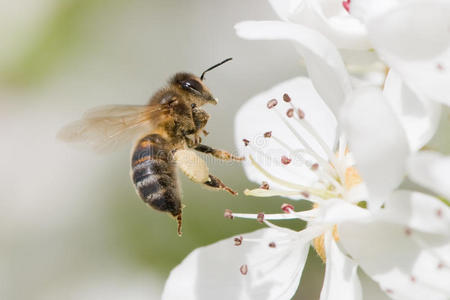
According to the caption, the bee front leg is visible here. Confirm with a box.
[194,144,244,161]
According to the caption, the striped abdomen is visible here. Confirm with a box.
[131,134,181,218]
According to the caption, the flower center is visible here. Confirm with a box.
[345,166,363,190]
[242,93,366,204]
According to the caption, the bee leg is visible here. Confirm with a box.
[174,149,238,195]
[194,144,244,161]
[204,175,237,195]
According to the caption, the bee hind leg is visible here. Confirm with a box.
[204,174,237,196]
[194,144,244,161]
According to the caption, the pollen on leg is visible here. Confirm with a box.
[234,236,243,246]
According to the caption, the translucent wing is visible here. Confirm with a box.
[58,104,166,153]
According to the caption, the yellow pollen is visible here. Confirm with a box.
[345,166,362,190]
[313,225,340,263]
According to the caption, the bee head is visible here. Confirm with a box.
[171,73,218,106]
[170,58,232,107]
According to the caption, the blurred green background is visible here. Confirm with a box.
[1,1,448,299]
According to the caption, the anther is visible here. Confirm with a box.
[281,155,292,165]
[268,242,276,248]
[436,208,443,218]
[385,289,394,294]
[286,108,294,118]
[410,275,416,283]
[240,264,248,275]
[404,227,412,236]
[224,209,234,219]
[260,181,270,190]
[234,236,243,246]
[257,212,265,223]
[436,63,444,71]
[437,262,445,269]
[342,0,351,12]
[297,108,305,119]
[264,131,272,138]
[267,99,278,109]
[300,191,310,198]
[310,163,319,171]
[281,203,294,213]
[283,93,291,102]
[242,139,250,146]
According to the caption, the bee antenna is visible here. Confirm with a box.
[200,57,232,81]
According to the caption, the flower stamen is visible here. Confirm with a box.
[249,155,338,199]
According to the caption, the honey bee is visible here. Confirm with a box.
[58,58,243,236]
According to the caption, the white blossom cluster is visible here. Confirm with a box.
[163,1,450,299]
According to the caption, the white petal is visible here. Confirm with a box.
[271,0,371,50]
[366,1,450,105]
[340,221,450,300]
[407,151,450,199]
[314,199,371,225]
[162,228,312,300]
[383,190,450,236]
[383,70,441,151]
[235,21,351,117]
[358,271,392,300]
[320,232,362,300]
[340,87,410,209]
[234,77,337,193]
[349,0,401,23]
[267,0,293,21]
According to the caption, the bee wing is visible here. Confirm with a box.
[58,104,166,153]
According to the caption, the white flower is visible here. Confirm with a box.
[235,20,441,151]
[162,78,450,300]
[267,0,450,105]
[267,0,378,67]
[407,151,450,201]
[161,4,450,299]
[350,0,450,105]
[268,0,370,50]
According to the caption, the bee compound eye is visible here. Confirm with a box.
[191,103,197,108]
[181,79,203,95]
[182,81,191,89]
